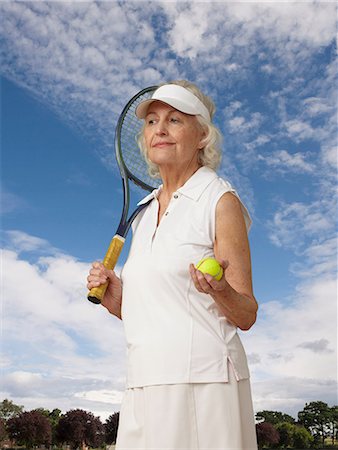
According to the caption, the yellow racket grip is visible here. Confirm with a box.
[87,235,125,304]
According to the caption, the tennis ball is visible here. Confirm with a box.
[195,258,223,281]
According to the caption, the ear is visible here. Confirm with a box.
[198,127,208,150]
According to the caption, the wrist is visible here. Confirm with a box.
[211,283,239,314]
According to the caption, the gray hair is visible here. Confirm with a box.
[137,80,222,179]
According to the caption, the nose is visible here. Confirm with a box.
[154,119,168,136]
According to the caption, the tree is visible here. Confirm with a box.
[105,412,120,444]
[293,425,314,449]
[329,405,338,445]
[7,410,52,449]
[256,410,295,426]
[256,422,279,448]
[298,401,332,446]
[49,408,62,445]
[0,399,24,421]
[34,407,62,444]
[272,422,314,449]
[0,418,7,443]
[56,409,104,449]
[275,422,294,448]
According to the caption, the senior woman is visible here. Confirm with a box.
[87,80,258,449]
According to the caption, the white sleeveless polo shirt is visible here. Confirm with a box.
[120,166,252,389]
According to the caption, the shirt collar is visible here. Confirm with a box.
[137,188,159,205]
[137,166,218,205]
[176,166,218,201]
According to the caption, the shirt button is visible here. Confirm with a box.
[173,194,178,199]
[165,212,169,216]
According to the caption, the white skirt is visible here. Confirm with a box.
[116,362,257,450]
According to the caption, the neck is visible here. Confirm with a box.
[159,163,201,200]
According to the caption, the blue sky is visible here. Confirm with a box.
[1,1,337,420]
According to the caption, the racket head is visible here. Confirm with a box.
[115,86,162,192]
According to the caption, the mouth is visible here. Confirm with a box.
[152,142,175,148]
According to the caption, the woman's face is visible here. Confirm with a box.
[143,101,205,172]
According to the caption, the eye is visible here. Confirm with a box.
[146,118,156,125]
[170,117,180,123]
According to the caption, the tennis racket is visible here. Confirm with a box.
[87,86,161,304]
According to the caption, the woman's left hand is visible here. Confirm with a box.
[189,258,257,330]
[189,260,229,296]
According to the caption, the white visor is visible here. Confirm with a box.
[135,84,211,122]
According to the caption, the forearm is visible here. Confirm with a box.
[211,282,258,330]
[104,301,122,320]
[101,294,122,320]
[112,303,122,321]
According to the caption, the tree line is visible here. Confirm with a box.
[255,403,337,448]
[0,400,118,449]
[0,399,337,449]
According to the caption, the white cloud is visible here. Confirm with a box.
[303,97,333,117]
[322,146,337,168]
[244,135,271,152]
[229,2,336,49]
[243,275,337,417]
[297,339,334,354]
[164,2,336,61]
[252,376,336,419]
[1,234,127,419]
[228,113,263,134]
[265,60,337,177]
[2,230,337,419]
[0,1,167,156]
[166,5,211,59]
[290,236,338,279]
[4,230,52,253]
[223,101,264,146]
[284,119,315,142]
[268,199,336,251]
[258,149,315,174]
[261,64,274,74]
[265,184,337,404]
[224,63,240,72]
[1,1,335,191]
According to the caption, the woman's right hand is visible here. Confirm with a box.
[87,261,122,319]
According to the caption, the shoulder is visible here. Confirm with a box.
[217,191,243,213]
[216,192,247,228]
[214,179,252,232]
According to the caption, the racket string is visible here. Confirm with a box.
[119,89,161,190]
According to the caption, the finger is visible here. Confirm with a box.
[87,277,103,289]
[87,273,106,282]
[189,264,205,293]
[195,270,214,293]
[89,267,101,276]
[204,273,225,291]
[189,264,202,291]
[88,272,106,285]
[87,270,110,285]
[92,263,111,280]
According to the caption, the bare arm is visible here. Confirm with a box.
[189,192,258,330]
